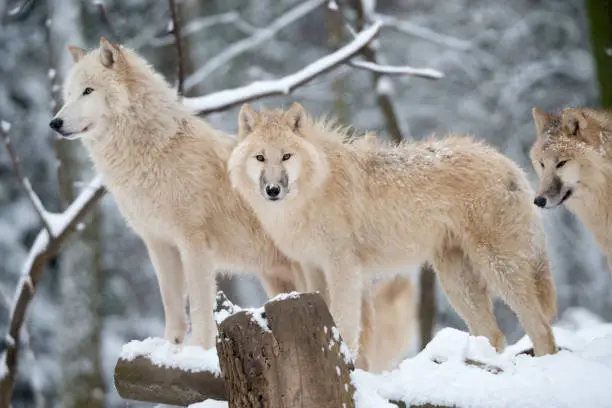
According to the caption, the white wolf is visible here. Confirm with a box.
[48,37,416,371]
[228,103,558,359]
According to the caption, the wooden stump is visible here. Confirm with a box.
[215,292,355,408]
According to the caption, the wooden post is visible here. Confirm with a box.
[215,292,355,408]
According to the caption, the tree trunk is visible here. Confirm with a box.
[327,6,351,124]
[47,1,106,407]
[585,0,612,109]
[216,292,355,408]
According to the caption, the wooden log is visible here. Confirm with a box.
[114,355,226,406]
[216,292,355,408]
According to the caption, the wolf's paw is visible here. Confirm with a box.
[186,332,215,350]
[164,320,188,345]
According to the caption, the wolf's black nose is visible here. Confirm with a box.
[265,184,281,198]
[49,118,63,131]
[533,196,547,208]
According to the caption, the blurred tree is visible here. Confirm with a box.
[585,0,612,109]
[46,0,105,407]
[327,6,351,123]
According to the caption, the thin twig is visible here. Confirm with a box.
[183,21,382,114]
[0,122,54,237]
[167,0,185,96]
[349,59,443,79]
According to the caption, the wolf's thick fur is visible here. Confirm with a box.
[50,38,415,370]
[531,107,612,272]
[229,103,558,358]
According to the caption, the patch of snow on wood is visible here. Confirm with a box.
[120,337,220,376]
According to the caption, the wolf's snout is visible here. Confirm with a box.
[533,196,547,208]
[49,118,63,131]
[265,184,281,199]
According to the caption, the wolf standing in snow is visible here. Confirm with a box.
[228,103,558,358]
[531,107,612,272]
[48,37,415,370]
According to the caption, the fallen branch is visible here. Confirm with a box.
[183,21,382,114]
[184,0,326,91]
[1,122,54,237]
[0,177,106,408]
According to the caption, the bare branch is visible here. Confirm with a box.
[184,0,326,92]
[183,21,382,114]
[349,59,444,79]
[150,12,258,48]
[1,121,54,237]
[167,0,185,96]
[375,13,472,51]
[0,177,106,408]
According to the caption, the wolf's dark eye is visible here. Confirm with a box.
[556,160,567,169]
[540,161,544,169]
[282,153,292,161]
[82,87,94,96]
[255,154,265,162]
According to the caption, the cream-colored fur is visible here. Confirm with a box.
[531,107,612,273]
[51,38,415,370]
[229,103,558,358]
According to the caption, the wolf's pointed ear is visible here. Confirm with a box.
[238,104,257,140]
[68,45,86,63]
[532,107,551,136]
[99,36,122,68]
[562,109,588,137]
[285,102,306,132]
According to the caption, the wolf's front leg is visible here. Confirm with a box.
[144,238,187,345]
[324,259,363,362]
[181,245,216,349]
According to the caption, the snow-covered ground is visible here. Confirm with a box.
[123,307,612,408]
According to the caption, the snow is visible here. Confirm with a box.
[330,326,354,365]
[47,69,56,80]
[0,352,8,380]
[268,291,302,302]
[120,337,221,376]
[352,325,612,408]
[246,307,270,332]
[189,400,228,408]
[183,21,382,114]
[1,120,11,133]
[214,296,242,325]
[351,60,444,79]
[327,0,339,11]
[376,77,394,95]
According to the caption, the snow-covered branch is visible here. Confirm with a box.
[183,21,382,114]
[349,59,444,79]
[1,121,54,237]
[0,177,106,408]
[183,0,326,91]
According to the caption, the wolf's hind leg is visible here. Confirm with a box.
[144,237,187,345]
[433,247,506,352]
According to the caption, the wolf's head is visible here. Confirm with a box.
[228,102,328,204]
[530,107,609,209]
[49,37,176,143]
[49,37,132,141]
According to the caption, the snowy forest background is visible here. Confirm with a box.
[0,0,609,407]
